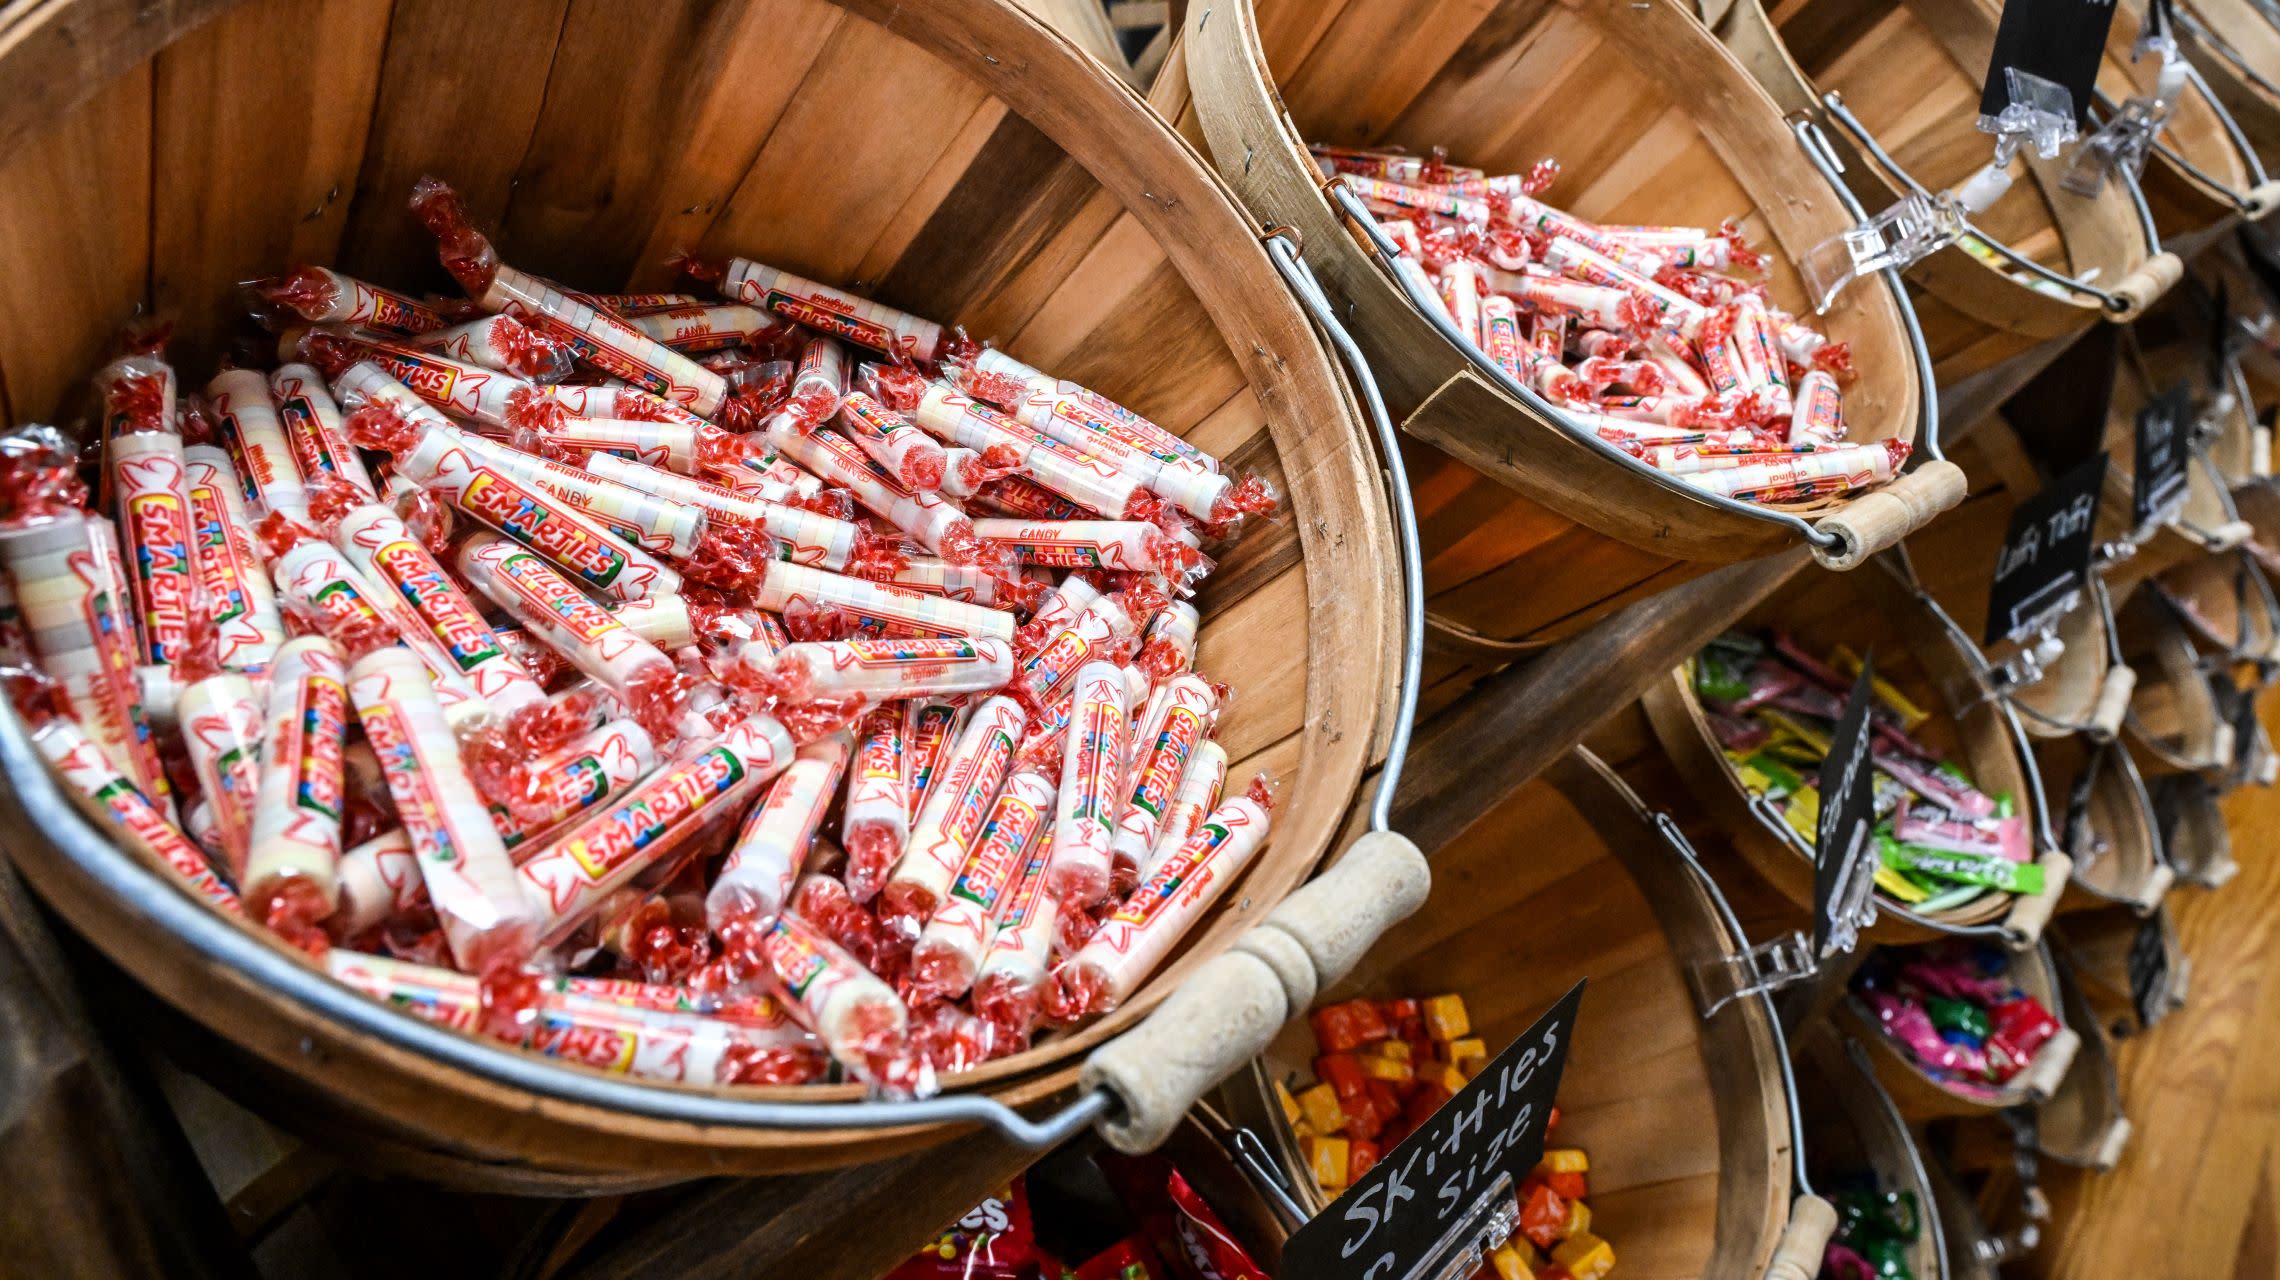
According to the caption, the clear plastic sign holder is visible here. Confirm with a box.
[1400,1173,1522,1280]
[2065,32,2187,198]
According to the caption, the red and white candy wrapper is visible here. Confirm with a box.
[2,515,172,807]
[244,635,349,934]
[960,359,1224,511]
[1677,438,1906,503]
[904,695,967,820]
[762,637,1015,703]
[518,714,794,947]
[407,314,575,382]
[838,393,950,492]
[1479,294,1527,380]
[327,331,541,429]
[1046,779,1274,1019]
[260,516,485,725]
[182,447,285,673]
[842,704,911,903]
[969,830,1060,1050]
[532,417,710,474]
[1018,572,1101,653]
[208,367,310,523]
[790,334,849,419]
[909,761,1055,1001]
[976,519,1198,580]
[1015,591,1138,707]
[349,645,540,974]
[1791,369,1846,448]
[885,695,1028,927]
[901,383,1150,521]
[627,303,783,356]
[490,717,658,852]
[1136,601,1199,680]
[582,453,860,570]
[412,180,728,416]
[331,498,552,729]
[1046,661,1130,910]
[1143,737,1226,879]
[454,533,686,741]
[851,554,1029,608]
[720,257,945,363]
[756,561,1015,643]
[706,732,852,934]
[526,380,710,432]
[333,829,420,937]
[1110,674,1217,890]
[751,909,926,1094]
[327,951,825,1085]
[767,416,979,562]
[268,363,378,500]
[356,408,679,603]
[175,667,263,880]
[108,424,196,669]
[475,444,707,560]
[32,714,239,913]
[257,265,448,335]
[604,595,699,650]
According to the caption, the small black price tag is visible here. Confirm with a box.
[2127,914,2169,1031]
[1813,657,1879,960]
[1979,0,2122,129]
[2131,380,2193,531]
[1281,982,1586,1280]
[1984,452,2109,646]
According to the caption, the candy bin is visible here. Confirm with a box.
[2115,584,2240,776]
[1899,419,2134,740]
[2051,901,2190,1042]
[1644,561,2072,943]
[2024,948,2134,1172]
[1222,751,1829,1277]
[1715,0,2184,386]
[2149,770,2237,887]
[2092,343,2255,595]
[0,0,1442,1191]
[1176,0,1961,711]
[1839,939,2081,1120]
[2171,0,2280,164]
[1791,1025,1948,1280]
[2153,546,2280,677]
[2033,735,2175,915]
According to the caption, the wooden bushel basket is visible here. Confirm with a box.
[1793,1025,1951,1280]
[1717,0,2182,387]
[1838,940,2082,1121]
[2038,736,2176,915]
[1904,422,2135,740]
[2117,580,2245,775]
[1224,753,1822,1278]
[2096,343,2257,594]
[0,0,1405,1190]
[1170,0,1961,707]
[2170,0,2280,165]
[2052,901,2191,1040]
[1642,559,2072,945]
[2150,769,2238,885]
[2031,956,2133,1172]
[2096,0,2280,254]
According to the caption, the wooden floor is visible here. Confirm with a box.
[2024,682,2280,1280]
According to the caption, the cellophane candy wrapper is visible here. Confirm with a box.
[883,1179,1044,1280]
[13,181,1285,1107]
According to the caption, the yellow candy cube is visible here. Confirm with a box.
[1423,994,1471,1041]
[1449,1037,1488,1072]
[1361,1054,1415,1084]
[1304,1134,1350,1191]
[1373,1040,1413,1063]
[1291,1119,1315,1142]
[1276,1080,1302,1126]
[1425,1061,1468,1093]
[1553,1231,1615,1280]
[1487,1241,1536,1280]
[1299,1082,1346,1135]
[1563,1198,1592,1239]
[1541,1148,1590,1174]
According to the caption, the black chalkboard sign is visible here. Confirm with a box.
[1281,982,1586,1280]
[2128,914,2169,1032]
[1980,0,2123,129]
[2132,380,2193,530]
[1814,658,1879,960]
[1984,452,2109,645]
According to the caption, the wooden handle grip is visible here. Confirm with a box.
[2004,850,2071,946]
[2254,426,2271,479]
[1262,829,1432,991]
[2019,1026,2081,1102]
[2199,519,2253,552]
[1084,830,1433,1153]
[1810,460,1968,570]
[2132,864,2175,915]
[1763,1195,1839,1280]
[2092,1117,2133,1171]
[2246,181,2280,220]
[2211,722,2238,772]
[2108,252,2183,322]
[2089,663,2135,741]
[1083,949,1296,1154]
[2200,857,2241,889]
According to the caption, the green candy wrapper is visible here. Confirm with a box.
[1879,835,2045,894]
